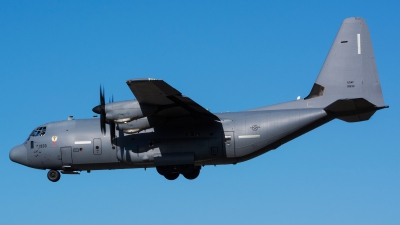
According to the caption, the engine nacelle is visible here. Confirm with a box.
[117,147,162,163]
[104,100,157,123]
[116,117,155,133]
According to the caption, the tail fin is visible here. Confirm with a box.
[305,17,387,122]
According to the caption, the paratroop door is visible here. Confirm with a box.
[60,147,73,165]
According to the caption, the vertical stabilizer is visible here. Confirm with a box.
[306,17,385,108]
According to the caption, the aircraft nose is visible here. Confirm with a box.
[9,144,28,166]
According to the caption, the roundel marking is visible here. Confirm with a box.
[251,125,260,131]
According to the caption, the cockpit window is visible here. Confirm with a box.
[30,126,46,137]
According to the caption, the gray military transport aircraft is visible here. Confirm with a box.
[10,18,388,182]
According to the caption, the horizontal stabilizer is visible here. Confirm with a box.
[324,98,388,122]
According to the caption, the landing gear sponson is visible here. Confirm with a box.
[156,165,201,180]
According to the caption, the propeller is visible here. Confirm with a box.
[92,86,116,142]
[109,95,116,142]
[92,86,107,134]
[100,86,106,135]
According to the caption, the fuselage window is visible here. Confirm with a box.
[30,126,47,137]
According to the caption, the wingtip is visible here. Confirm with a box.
[126,78,161,83]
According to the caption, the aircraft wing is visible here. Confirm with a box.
[126,78,219,121]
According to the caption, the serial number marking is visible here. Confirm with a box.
[38,144,47,148]
[347,81,355,88]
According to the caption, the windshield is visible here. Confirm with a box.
[30,126,47,137]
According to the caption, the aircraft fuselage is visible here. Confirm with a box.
[13,108,328,172]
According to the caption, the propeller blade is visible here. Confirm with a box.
[110,120,116,142]
[96,85,116,140]
[109,94,114,103]
[101,113,106,135]
[100,86,105,105]
[99,85,106,135]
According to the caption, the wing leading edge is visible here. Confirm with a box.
[126,78,219,121]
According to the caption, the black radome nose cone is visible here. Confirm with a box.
[92,105,102,114]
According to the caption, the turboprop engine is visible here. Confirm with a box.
[92,88,161,138]
[93,99,157,123]
[105,100,158,123]
[117,116,165,133]
[117,117,151,133]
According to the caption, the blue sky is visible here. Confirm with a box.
[1,1,399,224]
